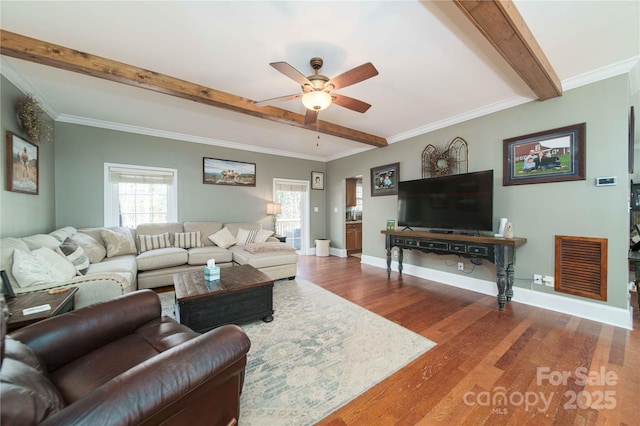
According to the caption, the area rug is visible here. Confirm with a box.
[159,278,436,425]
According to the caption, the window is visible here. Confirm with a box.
[355,179,363,212]
[104,163,177,228]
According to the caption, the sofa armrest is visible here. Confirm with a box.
[10,290,161,371]
[40,325,251,426]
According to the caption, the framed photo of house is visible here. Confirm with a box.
[311,171,324,190]
[371,162,399,196]
[503,123,586,186]
[6,131,39,195]
[203,157,256,187]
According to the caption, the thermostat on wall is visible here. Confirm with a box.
[595,176,616,186]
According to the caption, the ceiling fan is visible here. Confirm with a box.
[255,57,378,125]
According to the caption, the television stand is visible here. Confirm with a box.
[381,230,527,311]
[429,229,453,234]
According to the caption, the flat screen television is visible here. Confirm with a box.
[397,169,494,233]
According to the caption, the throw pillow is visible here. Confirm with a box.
[208,227,237,249]
[100,227,137,258]
[137,232,172,253]
[12,248,76,288]
[57,237,90,275]
[236,228,259,245]
[72,232,106,264]
[174,231,203,249]
[254,229,274,243]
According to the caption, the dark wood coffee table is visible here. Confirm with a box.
[7,287,78,331]
[173,265,275,333]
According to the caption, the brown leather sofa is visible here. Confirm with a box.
[0,290,251,425]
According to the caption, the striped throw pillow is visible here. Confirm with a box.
[174,231,203,249]
[138,232,171,253]
[57,237,90,275]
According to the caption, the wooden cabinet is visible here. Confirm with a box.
[346,178,357,207]
[346,222,362,254]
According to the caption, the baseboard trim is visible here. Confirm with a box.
[361,255,632,330]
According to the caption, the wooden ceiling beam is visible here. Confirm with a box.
[0,30,387,148]
[453,0,562,100]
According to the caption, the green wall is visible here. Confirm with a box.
[53,123,327,247]
[0,76,56,237]
[328,74,633,311]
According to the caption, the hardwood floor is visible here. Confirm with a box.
[295,255,640,426]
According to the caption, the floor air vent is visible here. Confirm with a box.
[554,235,607,301]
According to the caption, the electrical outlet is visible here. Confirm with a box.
[533,274,542,285]
[457,262,464,271]
[392,251,398,259]
[543,276,554,287]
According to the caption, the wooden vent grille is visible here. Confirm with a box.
[555,235,607,301]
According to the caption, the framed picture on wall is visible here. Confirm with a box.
[5,131,39,195]
[311,171,324,190]
[370,162,399,196]
[503,123,586,186]
[203,157,256,187]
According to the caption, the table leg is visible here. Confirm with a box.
[398,248,404,275]
[495,245,507,310]
[386,247,392,278]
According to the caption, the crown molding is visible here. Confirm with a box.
[56,114,328,162]
[562,56,639,92]
[0,58,60,119]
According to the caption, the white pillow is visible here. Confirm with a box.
[72,232,107,264]
[254,229,274,243]
[208,227,237,249]
[100,227,137,258]
[12,247,76,288]
[236,228,258,245]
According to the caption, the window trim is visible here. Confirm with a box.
[104,162,178,227]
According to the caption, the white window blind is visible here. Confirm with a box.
[104,163,177,228]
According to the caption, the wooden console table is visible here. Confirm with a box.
[381,230,527,310]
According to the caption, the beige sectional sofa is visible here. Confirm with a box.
[1,221,298,309]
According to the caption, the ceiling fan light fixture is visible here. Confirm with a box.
[302,90,332,111]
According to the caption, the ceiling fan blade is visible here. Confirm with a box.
[255,93,302,107]
[270,62,312,87]
[331,93,372,113]
[327,62,378,90]
[304,109,318,125]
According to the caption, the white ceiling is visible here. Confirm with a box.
[1,1,638,162]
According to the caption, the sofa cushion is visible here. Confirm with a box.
[21,234,61,251]
[1,337,66,424]
[229,245,298,269]
[244,242,296,253]
[72,232,107,264]
[183,222,223,246]
[208,227,237,249]
[187,246,233,265]
[87,254,137,274]
[174,231,203,249]
[12,248,77,288]
[101,228,137,258]
[137,232,172,253]
[58,237,90,275]
[136,247,188,271]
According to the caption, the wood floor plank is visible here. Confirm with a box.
[294,256,640,425]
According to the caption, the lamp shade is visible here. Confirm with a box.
[302,91,332,111]
[266,202,282,215]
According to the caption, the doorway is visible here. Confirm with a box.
[273,178,310,254]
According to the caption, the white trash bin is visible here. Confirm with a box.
[315,239,330,257]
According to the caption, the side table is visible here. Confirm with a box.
[6,287,78,331]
